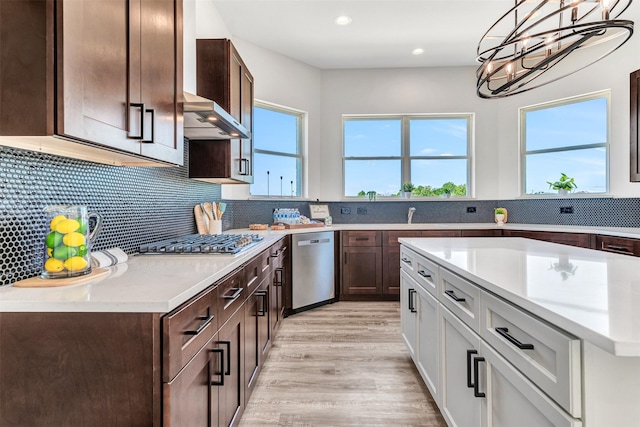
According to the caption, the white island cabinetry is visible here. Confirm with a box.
[400,237,640,427]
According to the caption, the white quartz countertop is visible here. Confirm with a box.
[4,222,640,316]
[399,237,640,356]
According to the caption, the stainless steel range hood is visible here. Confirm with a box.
[183,92,250,140]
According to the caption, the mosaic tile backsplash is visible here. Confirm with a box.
[0,142,220,286]
[4,140,640,286]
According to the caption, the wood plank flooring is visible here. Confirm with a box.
[239,301,447,427]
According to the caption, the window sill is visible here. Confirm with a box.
[517,193,612,199]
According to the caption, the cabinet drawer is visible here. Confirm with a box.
[244,249,271,295]
[217,268,246,328]
[342,230,381,247]
[413,253,439,297]
[399,245,418,276]
[163,285,218,382]
[439,268,480,332]
[596,235,640,256]
[384,230,422,247]
[480,291,582,418]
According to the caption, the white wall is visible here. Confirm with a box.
[189,1,640,201]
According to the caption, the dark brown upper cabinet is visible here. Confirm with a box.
[189,39,254,184]
[631,69,640,181]
[0,0,183,166]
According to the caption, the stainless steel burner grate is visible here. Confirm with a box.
[139,234,264,255]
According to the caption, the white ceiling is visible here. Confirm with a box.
[212,0,515,69]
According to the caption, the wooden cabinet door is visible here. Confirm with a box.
[218,307,245,427]
[57,0,139,154]
[238,68,254,182]
[138,0,183,165]
[440,307,482,427]
[243,289,260,405]
[342,247,382,295]
[164,333,221,427]
[257,279,271,362]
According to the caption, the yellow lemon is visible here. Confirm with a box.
[44,258,64,273]
[47,247,53,257]
[55,219,80,234]
[50,215,67,231]
[64,256,88,271]
[62,232,86,247]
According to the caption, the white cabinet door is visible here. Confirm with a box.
[415,282,440,405]
[441,306,482,427]
[400,270,418,360]
[480,342,582,427]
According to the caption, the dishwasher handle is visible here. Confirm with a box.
[297,238,331,246]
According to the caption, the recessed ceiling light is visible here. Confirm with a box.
[335,16,352,26]
[412,48,424,55]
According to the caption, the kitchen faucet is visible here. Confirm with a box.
[408,207,416,224]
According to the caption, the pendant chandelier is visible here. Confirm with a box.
[476,0,634,98]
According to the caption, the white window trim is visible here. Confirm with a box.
[342,113,474,200]
[519,90,610,197]
[250,100,306,199]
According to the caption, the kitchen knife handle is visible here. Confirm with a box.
[184,314,214,335]
[210,348,224,386]
[223,287,243,301]
[128,103,145,139]
[217,340,231,376]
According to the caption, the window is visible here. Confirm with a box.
[343,115,472,197]
[521,92,609,195]
[250,102,304,197]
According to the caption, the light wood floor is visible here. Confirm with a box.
[239,301,447,427]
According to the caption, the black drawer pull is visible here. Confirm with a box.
[223,288,243,301]
[473,356,486,398]
[408,288,417,313]
[466,349,477,388]
[256,290,268,316]
[141,108,155,143]
[418,270,432,279]
[603,244,632,253]
[274,267,285,286]
[218,340,231,376]
[211,348,224,386]
[445,289,466,302]
[401,257,412,265]
[355,237,369,241]
[495,327,534,350]
[128,102,145,139]
[184,314,214,335]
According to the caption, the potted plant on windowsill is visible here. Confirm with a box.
[547,173,577,196]
[401,182,415,199]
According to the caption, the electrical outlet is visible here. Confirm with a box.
[560,206,574,214]
[341,207,351,214]
[357,207,367,215]
[466,206,477,213]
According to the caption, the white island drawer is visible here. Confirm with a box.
[439,268,480,333]
[413,254,439,297]
[480,291,582,418]
[399,245,418,275]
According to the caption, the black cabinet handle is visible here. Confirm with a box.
[141,108,155,143]
[184,314,214,335]
[602,244,632,253]
[128,103,145,139]
[256,290,268,316]
[275,267,284,286]
[445,289,466,302]
[466,349,477,388]
[401,257,412,265]
[495,327,534,350]
[418,270,431,279]
[355,237,369,241]
[210,348,224,386]
[223,287,243,301]
[473,356,486,398]
[408,288,417,313]
[218,340,231,376]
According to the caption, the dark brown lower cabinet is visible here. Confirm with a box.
[258,279,272,361]
[382,231,422,295]
[244,275,271,405]
[164,332,222,426]
[218,307,245,427]
[270,238,288,331]
[503,230,594,248]
[342,246,383,295]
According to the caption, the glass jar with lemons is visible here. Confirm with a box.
[41,205,103,279]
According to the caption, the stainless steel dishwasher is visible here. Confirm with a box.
[291,231,335,312]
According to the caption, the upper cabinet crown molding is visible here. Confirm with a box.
[0,0,183,167]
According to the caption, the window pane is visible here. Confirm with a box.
[410,119,468,156]
[250,153,301,196]
[253,107,299,154]
[411,159,468,195]
[344,120,401,157]
[525,148,606,194]
[344,159,401,197]
[525,98,607,151]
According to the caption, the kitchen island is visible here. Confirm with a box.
[399,237,640,427]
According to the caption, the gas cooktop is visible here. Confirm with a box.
[139,233,264,255]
